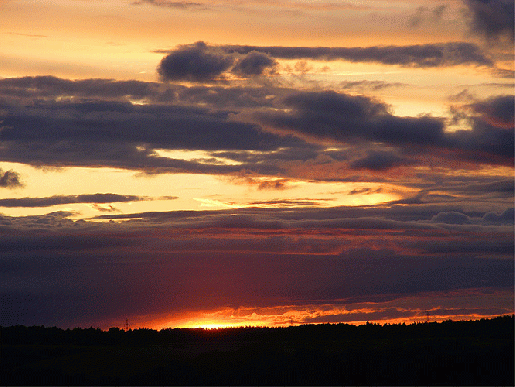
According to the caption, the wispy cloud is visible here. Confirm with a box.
[0,193,149,208]
[131,0,205,9]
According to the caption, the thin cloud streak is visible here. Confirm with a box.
[158,42,495,68]
[0,193,150,208]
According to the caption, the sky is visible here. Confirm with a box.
[0,0,513,329]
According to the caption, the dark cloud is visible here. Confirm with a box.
[91,203,511,231]
[460,180,514,198]
[0,76,281,109]
[247,198,332,207]
[157,42,234,82]
[0,77,512,177]
[0,75,159,101]
[0,98,304,173]
[0,169,23,188]
[470,95,514,127]
[0,208,512,327]
[260,91,514,167]
[490,68,515,78]
[260,90,445,145]
[348,187,383,195]
[350,150,416,171]
[418,238,514,256]
[0,194,148,208]
[2,204,510,328]
[340,80,406,91]
[464,0,514,42]
[482,208,514,224]
[221,42,493,67]
[448,119,514,166]
[157,42,282,81]
[231,51,278,77]
[430,211,471,225]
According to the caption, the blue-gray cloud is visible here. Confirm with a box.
[464,0,514,43]
[260,91,514,166]
[0,205,512,327]
[231,51,278,76]
[157,41,234,82]
[350,150,416,171]
[157,42,279,81]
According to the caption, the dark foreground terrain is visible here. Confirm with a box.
[1,315,513,385]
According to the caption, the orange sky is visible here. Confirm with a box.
[0,0,513,329]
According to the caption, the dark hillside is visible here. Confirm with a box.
[1,315,513,385]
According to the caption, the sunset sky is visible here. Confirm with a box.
[0,0,513,329]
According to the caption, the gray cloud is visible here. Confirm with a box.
[470,94,514,125]
[0,77,512,177]
[260,91,514,166]
[0,194,148,208]
[0,169,23,188]
[221,42,493,67]
[460,180,514,198]
[464,0,514,43]
[260,90,445,144]
[350,150,416,171]
[430,211,471,225]
[231,51,278,77]
[482,208,514,224]
[0,97,304,173]
[157,42,281,82]
[339,80,406,91]
[0,76,280,109]
[157,42,234,82]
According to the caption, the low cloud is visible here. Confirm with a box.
[0,76,512,178]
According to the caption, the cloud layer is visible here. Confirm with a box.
[1,76,512,179]
[1,204,512,327]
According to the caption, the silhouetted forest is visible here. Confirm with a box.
[1,315,513,385]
